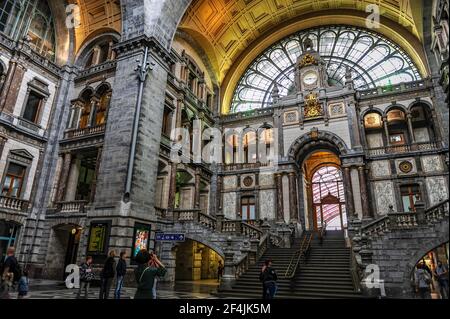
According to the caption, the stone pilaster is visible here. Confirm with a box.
[358,165,372,219]
[90,147,103,203]
[0,59,26,114]
[56,152,73,202]
[275,173,284,221]
[194,167,201,209]
[288,172,298,222]
[343,166,356,217]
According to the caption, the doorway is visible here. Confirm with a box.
[302,151,347,232]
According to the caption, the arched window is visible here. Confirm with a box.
[95,85,111,126]
[0,1,56,61]
[85,40,117,68]
[79,90,94,129]
[231,25,421,113]
[410,104,436,143]
[258,128,273,163]
[386,109,408,147]
[364,112,384,148]
[243,131,257,163]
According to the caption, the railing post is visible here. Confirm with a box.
[216,213,224,233]
[219,237,236,291]
[415,200,426,224]
[250,238,260,265]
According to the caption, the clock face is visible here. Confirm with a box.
[303,72,318,86]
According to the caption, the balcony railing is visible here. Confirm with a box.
[55,201,88,214]
[365,141,441,157]
[221,162,271,171]
[0,196,29,212]
[173,209,217,230]
[64,124,106,140]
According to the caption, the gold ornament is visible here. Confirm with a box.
[304,92,323,118]
[299,54,318,67]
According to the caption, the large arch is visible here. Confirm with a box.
[287,129,350,163]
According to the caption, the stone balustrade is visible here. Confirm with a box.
[55,201,88,214]
[0,196,29,212]
[64,124,106,139]
[366,141,441,157]
[361,199,449,237]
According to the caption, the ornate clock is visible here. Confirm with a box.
[303,71,318,86]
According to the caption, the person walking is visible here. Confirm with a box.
[134,250,166,299]
[99,250,116,299]
[259,259,278,299]
[434,261,449,299]
[217,260,224,283]
[17,269,29,299]
[76,256,94,299]
[415,263,432,299]
[0,247,20,299]
[114,251,127,299]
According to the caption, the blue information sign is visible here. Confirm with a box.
[155,233,185,242]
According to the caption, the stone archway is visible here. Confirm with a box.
[174,237,224,282]
[286,130,351,230]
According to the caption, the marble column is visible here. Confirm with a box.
[288,172,298,222]
[194,167,201,209]
[383,116,390,146]
[56,152,73,202]
[406,113,416,144]
[90,147,103,203]
[167,162,178,211]
[343,167,356,217]
[0,59,26,114]
[358,166,372,219]
[275,173,284,221]
[0,136,6,159]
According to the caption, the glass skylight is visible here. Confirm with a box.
[231,25,422,113]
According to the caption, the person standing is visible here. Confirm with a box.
[99,250,116,299]
[259,259,278,299]
[134,250,166,299]
[415,263,432,299]
[17,270,29,299]
[76,256,94,299]
[0,247,20,299]
[434,261,449,299]
[114,251,127,299]
[217,260,224,283]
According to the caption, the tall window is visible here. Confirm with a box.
[162,108,172,136]
[22,91,43,123]
[1,163,26,198]
[95,88,111,126]
[401,185,421,212]
[240,196,256,220]
[0,1,56,61]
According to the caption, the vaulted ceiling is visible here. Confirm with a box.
[70,0,122,54]
[179,0,425,83]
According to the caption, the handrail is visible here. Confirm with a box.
[284,233,312,279]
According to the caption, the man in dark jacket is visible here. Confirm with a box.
[114,251,127,299]
[99,250,116,299]
[1,247,20,299]
[259,259,278,299]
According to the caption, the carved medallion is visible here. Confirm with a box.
[243,176,254,187]
[399,161,413,173]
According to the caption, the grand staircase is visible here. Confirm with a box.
[219,230,363,299]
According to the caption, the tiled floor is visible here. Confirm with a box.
[8,279,221,299]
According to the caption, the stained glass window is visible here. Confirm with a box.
[231,26,422,113]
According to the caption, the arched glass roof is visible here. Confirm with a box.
[231,25,422,113]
